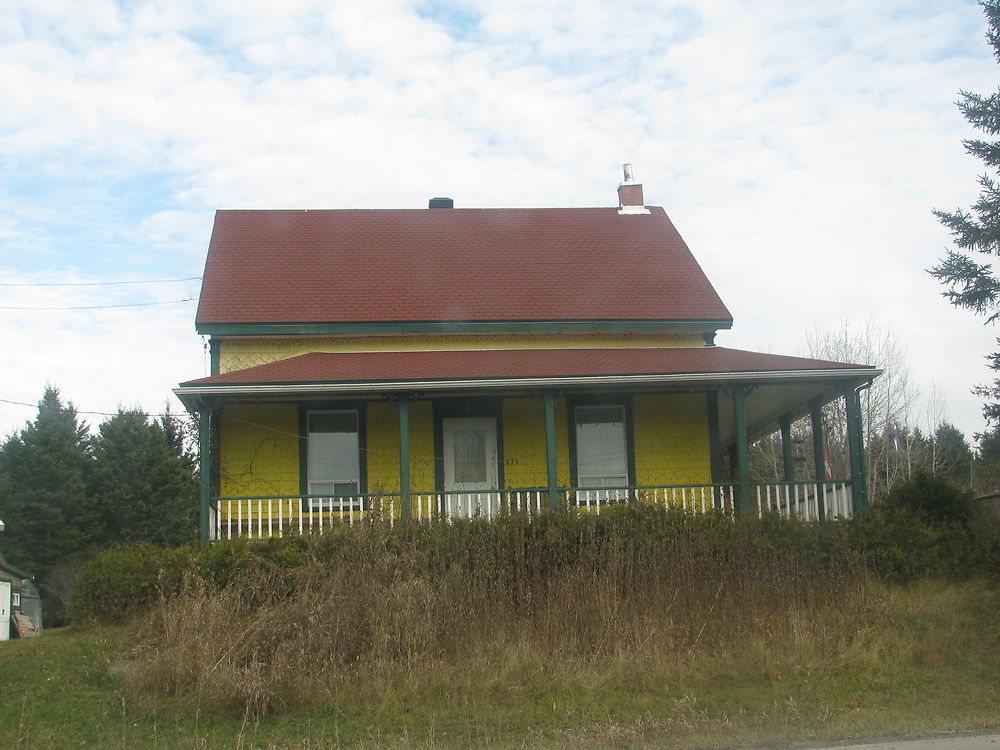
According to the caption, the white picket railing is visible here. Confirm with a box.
[209,481,854,540]
[754,481,853,520]
[570,484,736,514]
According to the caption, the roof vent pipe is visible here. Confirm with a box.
[429,197,454,209]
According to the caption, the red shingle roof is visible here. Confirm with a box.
[180,347,871,389]
[196,207,732,326]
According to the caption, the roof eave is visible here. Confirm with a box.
[173,367,881,411]
[194,319,736,337]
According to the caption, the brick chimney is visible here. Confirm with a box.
[617,163,649,215]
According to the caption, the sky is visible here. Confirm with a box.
[1,0,998,443]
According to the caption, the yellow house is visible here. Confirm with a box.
[175,167,879,542]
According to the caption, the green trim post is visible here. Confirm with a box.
[810,400,827,521]
[543,392,559,510]
[779,415,794,482]
[208,338,220,376]
[843,385,868,512]
[732,385,752,512]
[198,405,211,547]
[707,390,723,508]
[398,394,411,520]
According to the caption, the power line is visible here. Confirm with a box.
[0,297,196,310]
[0,398,184,419]
[0,276,202,287]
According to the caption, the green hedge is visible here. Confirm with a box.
[71,543,192,623]
[70,500,1000,626]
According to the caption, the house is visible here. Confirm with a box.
[174,166,880,543]
[0,545,40,639]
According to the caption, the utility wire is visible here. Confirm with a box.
[0,397,185,419]
[0,297,196,310]
[0,276,202,287]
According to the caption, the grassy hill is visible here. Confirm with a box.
[2,500,999,749]
[0,578,998,748]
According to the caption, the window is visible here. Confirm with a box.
[454,428,488,483]
[574,405,628,489]
[307,410,361,509]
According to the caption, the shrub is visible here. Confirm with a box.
[72,543,192,624]
[882,471,975,525]
[121,508,880,717]
[847,476,999,583]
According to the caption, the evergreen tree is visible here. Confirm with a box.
[973,424,1000,489]
[0,388,95,578]
[931,0,1000,427]
[930,422,974,487]
[89,407,198,546]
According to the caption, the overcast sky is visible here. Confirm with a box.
[1,0,998,443]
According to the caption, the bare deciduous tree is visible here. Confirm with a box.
[802,318,919,500]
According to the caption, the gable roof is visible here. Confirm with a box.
[196,206,732,331]
[0,549,31,581]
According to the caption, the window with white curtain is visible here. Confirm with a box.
[574,405,628,488]
[307,410,360,509]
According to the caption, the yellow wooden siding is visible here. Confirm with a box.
[501,397,570,488]
[365,400,436,493]
[216,396,711,507]
[364,401,399,494]
[632,393,711,486]
[410,401,436,492]
[218,333,703,373]
[219,403,299,498]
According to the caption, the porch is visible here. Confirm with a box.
[207,479,855,540]
[174,346,880,545]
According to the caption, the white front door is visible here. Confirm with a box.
[0,581,10,641]
[443,417,499,517]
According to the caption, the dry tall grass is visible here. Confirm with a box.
[122,507,882,718]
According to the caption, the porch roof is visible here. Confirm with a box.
[177,344,873,400]
[176,346,880,448]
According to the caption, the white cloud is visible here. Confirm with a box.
[0,0,997,441]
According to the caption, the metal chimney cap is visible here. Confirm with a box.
[623,163,634,182]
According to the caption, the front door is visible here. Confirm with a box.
[0,580,10,641]
[443,417,499,517]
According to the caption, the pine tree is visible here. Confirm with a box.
[930,422,974,487]
[931,0,1000,426]
[89,407,198,546]
[0,388,95,578]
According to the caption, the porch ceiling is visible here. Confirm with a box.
[175,346,879,438]
[715,381,853,449]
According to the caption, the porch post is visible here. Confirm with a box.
[398,394,411,520]
[779,415,794,482]
[198,404,211,547]
[810,400,827,521]
[732,385,752,512]
[843,384,868,512]
[543,392,559,511]
[707,391,723,509]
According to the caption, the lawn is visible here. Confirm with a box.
[1,578,998,749]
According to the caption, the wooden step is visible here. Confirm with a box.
[12,611,38,637]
